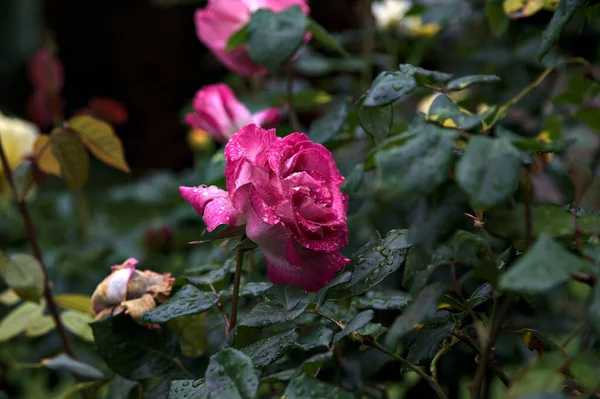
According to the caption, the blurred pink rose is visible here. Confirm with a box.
[195,0,310,76]
[26,49,65,129]
[180,124,349,291]
[185,83,280,143]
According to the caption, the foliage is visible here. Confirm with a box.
[1,0,600,398]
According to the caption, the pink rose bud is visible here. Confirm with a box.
[91,258,175,322]
[180,124,350,292]
[185,83,280,143]
[26,49,65,129]
[194,0,310,76]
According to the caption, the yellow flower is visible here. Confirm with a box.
[0,112,39,196]
[402,16,441,37]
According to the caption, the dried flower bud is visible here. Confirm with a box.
[91,258,174,323]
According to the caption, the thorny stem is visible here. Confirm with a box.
[310,310,449,399]
[228,245,245,334]
[209,283,230,333]
[285,62,301,132]
[0,136,75,359]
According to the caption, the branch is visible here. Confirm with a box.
[0,136,75,358]
[228,244,245,334]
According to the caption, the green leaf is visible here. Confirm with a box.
[538,0,584,60]
[265,284,309,310]
[309,100,349,144]
[352,291,412,311]
[341,163,364,194]
[320,230,410,302]
[428,94,496,130]
[239,282,272,298]
[385,284,441,349]
[510,138,575,153]
[225,24,248,51]
[485,0,509,36]
[364,71,416,106]
[91,314,179,380]
[299,352,334,375]
[358,104,393,144]
[169,380,208,399]
[205,349,258,399]
[456,136,522,209]
[333,310,373,343]
[168,314,208,358]
[186,264,233,291]
[408,183,468,247]
[240,299,308,328]
[61,310,94,342]
[486,204,595,240]
[240,329,299,368]
[51,127,89,190]
[588,282,600,336]
[446,74,501,91]
[284,375,355,399]
[54,294,94,315]
[376,122,459,199]
[406,313,458,365]
[0,302,44,342]
[247,6,308,74]
[398,64,453,86]
[41,354,104,381]
[142,285,218,323]
[0,253,44,303]
[68,115,130,173]
[577,108,600,132]
[25,315,55,338]
[12,160,34,201]
[499,234,588,293]
[295,326,334,351]
[307,18,349,57]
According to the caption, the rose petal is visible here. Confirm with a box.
[203,196,241,231]
[179,185,228,215]
[251,108,281,129]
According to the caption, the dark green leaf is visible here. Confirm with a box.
[309,100,349,144]
[499,234,588,293]
[307,18,349,57]
[406,313,458,365]
[261,369,296,383]
[398,64,453,86]
[510,138,575,153]
[376,122,459,199]
[41,354,104,381]
[169,380,208,399]
[240,329,299,368]
[296,326,334,351]
[456,136,522,209]
[485,0,509,36]
[186,264,233,292]
[142,285,218,324]
[247,6,308,74]
[364,71,417,106]
[357,323,384,338]
[91,314,179,380]
[352,291,412,311]
[358,104,393,144]
[403,245,452,294]
[408,183,468,247]
[240,298,308,328]
[193,224,246,244]
[333,310,373,343]
[225,24,248,51]
[12,160,34,201]
[538,0,584,60]
[205,349,258,399]
[51,127,90,190]
[0,253,44,303]
[577,108,600,132]
[321,230,410,302]
[284,375,355,399]
[299,352,333,375]
[341,163,364,194]
[385,284,441,349]
[239,282,272,298]
[265,284,308,310]
[588,283,600,336]
[446,75,500,91]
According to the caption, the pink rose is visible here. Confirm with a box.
[180,124,349,291]
[185,83,280,143]
[195,0,310,76]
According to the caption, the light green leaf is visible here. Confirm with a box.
[446,74,501,91]
[51,127,90,190]
[0,253,44,303]
[61,310,94,342]
[0,301,44,342]
[54,294,94,315]
[225,24,248,51]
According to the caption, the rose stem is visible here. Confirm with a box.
[228,247,245,334]
[0,136,75,358]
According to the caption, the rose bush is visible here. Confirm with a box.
[180,124,349,291]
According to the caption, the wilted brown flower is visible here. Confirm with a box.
[91,258,174,322]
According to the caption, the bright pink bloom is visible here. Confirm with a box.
[195,0,310,76]
[180,124,349,291]
[185,83,280,143]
